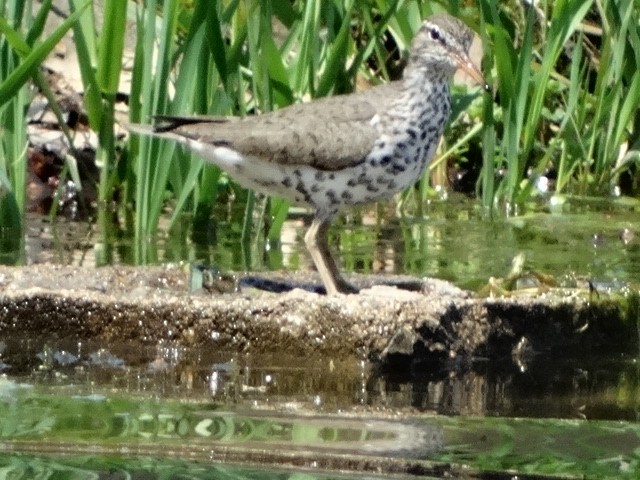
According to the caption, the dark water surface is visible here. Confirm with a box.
[7,197,640,478]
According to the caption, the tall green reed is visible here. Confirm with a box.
[67,0,127,263]
[0,0,88,263]
[551,0,640,196]
[478,0,593,210]
[479,0,639,208]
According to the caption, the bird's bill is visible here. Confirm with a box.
[454,53,489,91]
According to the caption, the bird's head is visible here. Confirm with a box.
[408,14,487,90]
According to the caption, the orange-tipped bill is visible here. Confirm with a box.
[454,52,489,91]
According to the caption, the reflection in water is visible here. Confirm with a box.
[22,199,640,291]
[0,336,639,421]
[371,354,640,421]
[0,454,402,480]
[1,337,640,478]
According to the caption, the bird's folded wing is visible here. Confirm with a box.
[130,82,400,171]
[230,120,380,170]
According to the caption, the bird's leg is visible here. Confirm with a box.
[304,217,359,295]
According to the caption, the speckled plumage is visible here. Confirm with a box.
[128,13,484,295]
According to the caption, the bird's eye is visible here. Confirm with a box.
[429,27,440,40]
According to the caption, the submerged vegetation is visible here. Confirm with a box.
[0,0,638,264]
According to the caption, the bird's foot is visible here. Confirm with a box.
[325,276,359,295]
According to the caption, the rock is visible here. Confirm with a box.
[0,265,633,366]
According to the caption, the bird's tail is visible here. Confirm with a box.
[124,121,188,143]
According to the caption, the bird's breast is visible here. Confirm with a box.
[362,85,451,194]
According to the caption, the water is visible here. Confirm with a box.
[1,334,640,477]
[0,455,421,480]
[7,196,640,478]
[25,195,640,291]
[1,338,639,420]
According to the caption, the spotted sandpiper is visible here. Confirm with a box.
[128,14,486,295]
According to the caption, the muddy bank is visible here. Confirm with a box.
[0,265,634,363]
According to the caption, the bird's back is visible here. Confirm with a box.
[140,82,403,171]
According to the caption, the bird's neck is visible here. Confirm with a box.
[403,61,451,91]
[379,66,450,130]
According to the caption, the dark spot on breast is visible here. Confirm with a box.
[282,177,292,188]
[387,164,406,175]
[315,171,325,181]
[326,189,339,205]
[341,190,353,200]
[376,175,387,184]
[380,155,392,166]
[406,145,424,164]
[296,182,308,198]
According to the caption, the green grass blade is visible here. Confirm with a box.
[97,0,127,95]
[267,198,290,243]
[293,0,320,95]
[482,2,516,105]
[508,6,534,200]
[522,0,593,155]
[203,2,228,87]
[25,0,52,46]
[0,9,71,156]
[146,0,180,234]
[262,33,294,106]
[0,1,89,109]
[272,0,296,27]
[315,0,353,98]
[68,0,102,129]
[169,161,205,227]
[480,89,495,209]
